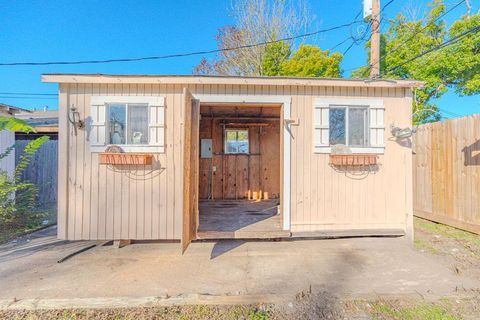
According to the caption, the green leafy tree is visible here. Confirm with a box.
[0,116,35,133]
[267,44,343,77]
[0,116,49,242]
[262,41,292,76]
[352,0,480,124]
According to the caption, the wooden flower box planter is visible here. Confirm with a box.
[99,153,153,165]
[329,154,378,166]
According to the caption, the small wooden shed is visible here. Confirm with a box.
[43,74,420,250]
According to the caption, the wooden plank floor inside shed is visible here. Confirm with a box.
[197,200,290,239]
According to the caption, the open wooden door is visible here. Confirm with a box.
[182,88,200,253]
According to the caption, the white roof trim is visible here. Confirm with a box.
[42,74,424,88]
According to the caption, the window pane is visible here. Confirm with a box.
[108,104,126,144]
[226,131,237,153]
[226,141,237,153]
[329,108,346,145]
[349,108,368,146]
[128,104,149,144]
[226,131,237,140]
[237,130,249,153]
[225,129,249,154]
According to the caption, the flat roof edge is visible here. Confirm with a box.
[0,103,32,114]
[42,74,424,88]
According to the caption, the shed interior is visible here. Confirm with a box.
[197,104,287,239]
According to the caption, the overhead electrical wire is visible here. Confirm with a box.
[343,0,468,74]
[327,7,366,54]
[439,107,463,118]
[381,24,480,76]
[0,18,366,67]
[378,0,466,63]
[381,0,397,12]
[341,0,396,61]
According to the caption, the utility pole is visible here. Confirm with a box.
[370,0,380,78]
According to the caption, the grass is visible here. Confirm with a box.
[414,217,480,251]
[360,299,462,320]
[414,238,440,254]
[1,305,272,320]
[0,206,56,244]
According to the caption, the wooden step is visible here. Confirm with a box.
[196,230,291,240]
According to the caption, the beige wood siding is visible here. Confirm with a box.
[58,82,412,240]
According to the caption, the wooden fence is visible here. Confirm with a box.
[15,138,58,211]
[413,114,480,234]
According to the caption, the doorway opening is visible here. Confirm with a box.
[197,103,288,239]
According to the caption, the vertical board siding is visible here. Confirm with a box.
[62,84,185,240]
[61,83,411,240]
[289,86,410,232]
[0,130,15,178]
[15,139,58,210]
[414,115,480,234]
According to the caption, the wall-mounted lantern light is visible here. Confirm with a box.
[68,105,85,136]
[390,123,414,139]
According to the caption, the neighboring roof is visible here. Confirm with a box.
[42,74,424,88]
[16,109,58,127]
[0,103,31,115]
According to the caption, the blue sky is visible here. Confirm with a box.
[0,0,478,118]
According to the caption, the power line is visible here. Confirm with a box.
[378,0,466,63]
[381,24,480,76]
[342,0,395,58]
[439,107,463,117]
[382,0,397,11]
[326,7,365,54]
[342,40,358,56]
[0,19,365,67]
[343,0,468,75]
[330,37,353,51]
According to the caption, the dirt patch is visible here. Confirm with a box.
[0,305,272,320]
[348,295,480,320]
[414,217,480,280]
[3,294,480,320]
[0,292,343,320]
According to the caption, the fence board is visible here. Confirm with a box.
[15,139,58,212]
[414,115,480,234]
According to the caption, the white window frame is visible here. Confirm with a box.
[329,105,370,147]
[106,103,149,146]
[90,96,165,153]
[314,98,385,154]
[224,128,249,154]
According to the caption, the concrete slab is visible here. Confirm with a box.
[198,200,288,239]
[0,226,479,309]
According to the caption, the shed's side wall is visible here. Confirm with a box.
[59,83,412,240]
